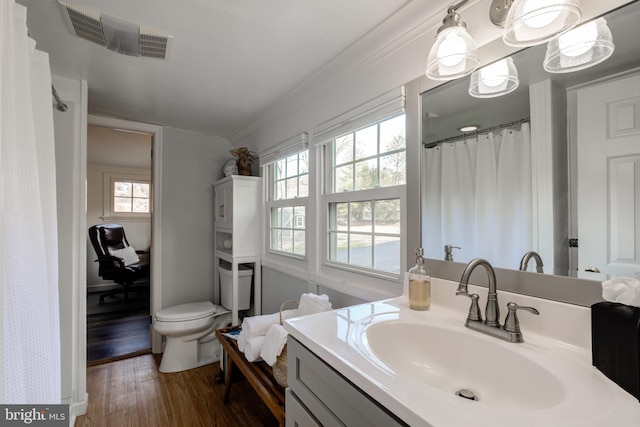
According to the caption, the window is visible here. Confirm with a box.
[268,150,309,257]
[103,173,151,218]
[113,180,150,213]
[325,114,405,275]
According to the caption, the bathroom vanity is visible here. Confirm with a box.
[284,278,640,427]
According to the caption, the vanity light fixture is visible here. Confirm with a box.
[492,0,582,47]
[543,18,615,73]
[458,124,480,132]
[426,0,479,81]
[468,57,519,98]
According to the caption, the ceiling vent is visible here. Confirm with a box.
[58,1,172,59]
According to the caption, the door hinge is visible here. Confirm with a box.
[568,238,579,248]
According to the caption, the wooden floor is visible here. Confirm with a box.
[87,291,151,365]
[75,353,279,427]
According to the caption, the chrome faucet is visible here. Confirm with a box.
[519,251,544,273]
[456,258,539,343]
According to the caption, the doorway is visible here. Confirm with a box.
[85,115,164,364]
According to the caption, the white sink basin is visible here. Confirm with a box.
[354,318,565,410]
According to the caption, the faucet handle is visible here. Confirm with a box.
[504,302,539,334]
[457,292,482,322]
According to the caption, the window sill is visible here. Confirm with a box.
[100,215,151,222]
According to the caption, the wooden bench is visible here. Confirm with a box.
[215,326,285,427]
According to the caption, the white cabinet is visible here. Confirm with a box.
[213,175,262,325]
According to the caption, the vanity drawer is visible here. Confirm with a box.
[287,336,407,427]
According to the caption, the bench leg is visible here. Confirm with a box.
[223,357,234,403]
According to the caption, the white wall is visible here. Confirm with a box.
[160,127,235,308]
[86,163,151,288]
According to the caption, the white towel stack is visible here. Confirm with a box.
[602,277,640,308]
[260,293,333,366]
[236,293,333,365]
[237,308,299,361]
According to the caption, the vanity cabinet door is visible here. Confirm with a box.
[287,337,408,427]
[285,389,322,427]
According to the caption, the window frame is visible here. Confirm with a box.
[265,150,309,260]
[102,172,152,220]
[321,113,406,279]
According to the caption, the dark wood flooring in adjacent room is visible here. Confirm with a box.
[75,354,278,427]
[87,291,151,365]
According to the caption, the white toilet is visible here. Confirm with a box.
[153,301,231,373]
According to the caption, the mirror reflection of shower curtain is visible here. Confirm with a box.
[422,123,533,269]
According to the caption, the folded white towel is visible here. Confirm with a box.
[240,309,299,340]
[602,277,640,308]
[298,293,332,316]
[260,324,289,366]
[237,334,247,353]
[244,336,265,362]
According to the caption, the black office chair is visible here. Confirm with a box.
[88,224,150,304]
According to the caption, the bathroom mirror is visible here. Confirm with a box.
[420,1,640,280]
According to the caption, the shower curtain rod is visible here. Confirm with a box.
[52,85,68,112]
[423,117,530,148]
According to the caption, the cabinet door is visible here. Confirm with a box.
[214,182,233,229]
[285,389,322,427]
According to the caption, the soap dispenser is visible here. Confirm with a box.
[409,247,431,310]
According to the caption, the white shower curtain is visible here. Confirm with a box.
[422,123,533,270]
[1,0,61,403]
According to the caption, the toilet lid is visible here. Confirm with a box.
[155,301,216,322]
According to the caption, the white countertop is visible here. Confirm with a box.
[284,278,640,427]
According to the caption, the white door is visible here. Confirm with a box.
[577,72,640,280]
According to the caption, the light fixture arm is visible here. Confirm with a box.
[438,0,471,34]
[489,0,515,27]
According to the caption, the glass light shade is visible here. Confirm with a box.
[469,57,519,98]
[543,18,614,73]
[503,0,582,47]
[426,26,479,81]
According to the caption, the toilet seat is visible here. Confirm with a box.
[155,301,216,322]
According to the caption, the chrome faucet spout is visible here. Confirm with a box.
[519,251,544,273]
[458,258,499,327]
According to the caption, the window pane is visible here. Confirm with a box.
[335,203,348,231]
[355,159,377,190]
[333,233,349,263]
[114,197,132,212]
[133,183,149,198]
[286,155,298,178]
[271,229,282,251]
[275,159,285,180]
[133,198,149,213]
[114,182,132,197]
[293,231,305,255]
[374,236,400,273]
[294,206,305,229]
[335,164,353,192]
[335,134,354,165]
[380,153,406,187]
[374,199,400,233]
[355,124,378,160]
[350,201,372,233]
[380,115,406,154]
[286,177,298,199]
[282,207,293,228]
[298,174,308,197]
[281,229,294,253]
[275,180,286,200]
[299,151,309,174]
[349,234,372,268]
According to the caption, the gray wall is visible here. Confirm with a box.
[160,127,234,308]
[261,267,369,315]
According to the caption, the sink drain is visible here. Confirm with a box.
[455,388,478,401]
